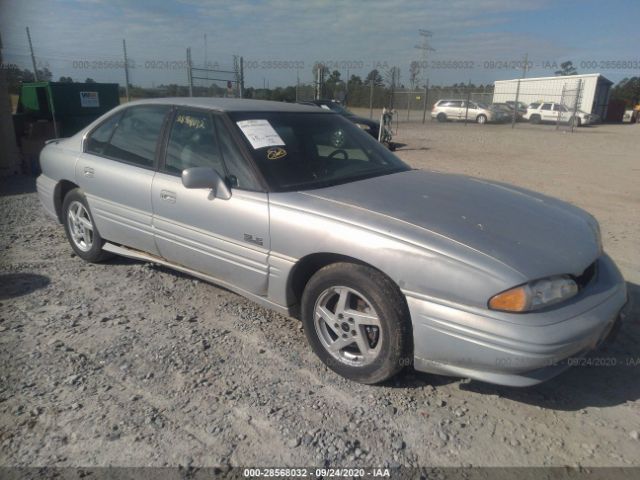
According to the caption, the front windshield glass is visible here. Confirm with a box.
[229,112,409,191]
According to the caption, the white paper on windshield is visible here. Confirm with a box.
[236,119,285,149]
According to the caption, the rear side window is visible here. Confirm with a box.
[105,105,169,168]
[86,112,122,155]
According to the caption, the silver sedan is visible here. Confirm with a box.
[37,98,627,386]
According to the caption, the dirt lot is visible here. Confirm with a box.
[1,121,639,469]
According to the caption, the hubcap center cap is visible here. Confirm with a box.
[341,322,350,332]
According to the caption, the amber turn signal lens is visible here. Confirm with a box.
[489,286,529,312]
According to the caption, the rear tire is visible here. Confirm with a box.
[301,262,412,384]
[62,189,111,263]
[476,114,487,125]
[530,114,541,124]
[437,113,447,122]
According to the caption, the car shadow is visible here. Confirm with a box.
[0,273,50,300]
[393,282,640,410]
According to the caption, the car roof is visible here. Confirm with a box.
[123,97,326,113]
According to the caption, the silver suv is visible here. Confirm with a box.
[431,99,508,124]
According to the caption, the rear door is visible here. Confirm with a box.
[77,104,170,254]
[151,109,270,295]
[540,103,554,122]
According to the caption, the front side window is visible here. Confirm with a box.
[105,105,169,168]
[229,112,409,192]
[541,104,552,111]
[553,104,567,112]
[164,110,225,177]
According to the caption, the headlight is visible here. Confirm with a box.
[489,275,578,312]
[355,123,371,131]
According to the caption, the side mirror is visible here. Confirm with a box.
[181,167,231,200]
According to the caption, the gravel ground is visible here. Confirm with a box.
[1,121,639,468]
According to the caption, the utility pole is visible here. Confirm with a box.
[369,77,374,119]
[295,67,300,102]
[204,33,207,68]
[26,27,38,81]
[186,47,193,97]
[511,53,528,128]
[122,39,131,102]
[422,79,429,124]
[239,56,244,99]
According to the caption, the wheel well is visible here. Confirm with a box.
[288,253,367,316]
[54,180,79,221]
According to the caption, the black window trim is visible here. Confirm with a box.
[83,104,171,172]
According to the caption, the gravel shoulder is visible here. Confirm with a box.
[1,122,639,468]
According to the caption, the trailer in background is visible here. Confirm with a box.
[492,73,613,119]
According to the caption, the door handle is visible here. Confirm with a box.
[160,190,176,203]
[83,167,94,177]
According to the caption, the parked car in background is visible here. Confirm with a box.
[523,102,593,126]
[431,99,510,124]
[299,99,380,140]
[492,102,524,120]
[505,101,528,117]
[36,98,626,387]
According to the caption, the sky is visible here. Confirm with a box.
[1,0,639,89]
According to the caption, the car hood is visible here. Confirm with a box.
[302,170,600,280]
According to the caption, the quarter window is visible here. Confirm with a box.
[86,112,121,155]
[105,105,169,168]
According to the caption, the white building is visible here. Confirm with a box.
[493,73,613,117]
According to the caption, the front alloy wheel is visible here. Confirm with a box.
[314,286,382,367]
[301,262,412,384]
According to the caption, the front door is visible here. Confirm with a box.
[151,109,270,296]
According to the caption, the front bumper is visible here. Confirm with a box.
[405,254,627,387]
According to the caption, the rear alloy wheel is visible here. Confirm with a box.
[476,114,487,125]
[301,262,412,384]
[437,113,447,122]
[62,189,111,263]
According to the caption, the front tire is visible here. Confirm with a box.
[437,113,447,122]
[530,114,541,124]
[301,263,412,384]
[62,188,111,262]
[476,114,487,124]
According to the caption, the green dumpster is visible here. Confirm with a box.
[17,81,120,137]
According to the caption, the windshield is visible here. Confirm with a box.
[229,112,409,191]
